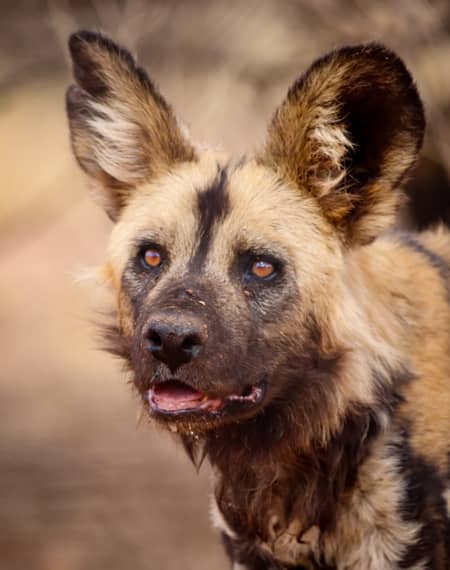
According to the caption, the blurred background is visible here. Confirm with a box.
[2,1,450,569]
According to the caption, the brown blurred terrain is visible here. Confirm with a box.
[2,2,450,569]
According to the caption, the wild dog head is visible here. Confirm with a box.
[66,32,424,447]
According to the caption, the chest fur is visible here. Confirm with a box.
[211,430,448,570]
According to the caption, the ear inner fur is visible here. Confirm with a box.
[66,30,196,220]
[260,43,425,245]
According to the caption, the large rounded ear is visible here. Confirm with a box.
[260,44,425,245]
[66,31,196,221]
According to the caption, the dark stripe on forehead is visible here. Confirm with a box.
[191,165,230,267]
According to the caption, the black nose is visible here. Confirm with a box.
[145,314,207,371]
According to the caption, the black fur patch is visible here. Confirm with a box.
[397,429,450,569]
[222,532,290,569]
[191,166,230,267]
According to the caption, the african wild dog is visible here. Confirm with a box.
[66,30,450,569]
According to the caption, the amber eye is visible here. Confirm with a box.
[142,248,162,268]
[251,259,276,279]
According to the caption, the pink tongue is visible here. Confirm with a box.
[153,381,204,408]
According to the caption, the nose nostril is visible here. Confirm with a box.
[181,335,200,353]
[147,330,162,348]
[145,318,205,369]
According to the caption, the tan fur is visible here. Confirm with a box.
[340,234,450,476]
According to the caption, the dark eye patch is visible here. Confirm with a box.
[235,249,295,322]
[121,240,169,315]
[134,240,168,274]
[238,251,284,285]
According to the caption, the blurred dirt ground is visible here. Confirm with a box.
[2,1,450,569]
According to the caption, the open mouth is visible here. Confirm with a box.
[147,379,266,417]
